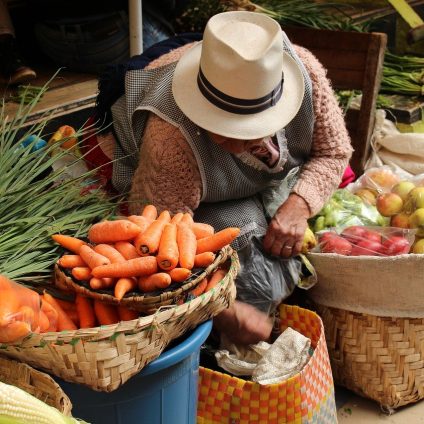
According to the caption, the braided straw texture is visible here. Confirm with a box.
[0,356,72,415]
[315,304,424,410]
[0,250,238,392]
[197,305,337,424]
[55,246,233,313]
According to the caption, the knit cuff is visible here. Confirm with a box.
[291,180,325,217]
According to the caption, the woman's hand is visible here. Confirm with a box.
[263,193,311,258]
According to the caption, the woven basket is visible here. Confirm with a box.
[0,250,238,392]
[313,303,424,411]
[55,246,232,313]
[0,356,72,415]
[197,304,337,424]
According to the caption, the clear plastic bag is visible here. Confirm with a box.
[0,276,41,343]
[314,225,416,257]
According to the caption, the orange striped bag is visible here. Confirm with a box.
[197,305,337,424]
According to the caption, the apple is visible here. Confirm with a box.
[320,235,352,255]
[363,229,382,243]
[365,169,399,191]
[382,236,410,255]
[412,238,424,254]
[341,226,368,243]
[376,193,404,217]
[409,208,424,237]
[350,240,384,256]
[390,213,410,229]
[354,189,377,205]
[406,187,424,210]
[318,232,336,243]
[391,181,415,201]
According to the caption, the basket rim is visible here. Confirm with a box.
[4,249,239,346]
[55,245,233,310]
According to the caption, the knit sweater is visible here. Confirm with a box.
[125,43,353,216]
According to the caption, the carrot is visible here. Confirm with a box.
[79,245,111,269]
[114,241,140,260]
[42,292,77,331]
[39,311,50,333]
[0,321,31,343]
[157,210,172,223]
[54,298,76,312]
[58,254,86,268]
[205,269,227,291]
[51,234,86,254]
[157,223,179,271]
[196,228,240,254]
[92,256,158,278]
[170,212,184,224]
[180,213,194,225]
[190,278,208,297]
[168,268,191,283]
[17,305,37,332]
[41,299,58,332]
[114,277,137,300]
[72,267,92,281]
[127,215,152,233]
[0,277,21,327]
[89,277,115,290]
[138,273,171,292]
[117,306,139,321]
[94,244,126,263]
[177,223,197,270]
[191,222,215,239]
[141,204,158,220]
[134,219,168,256]
[194,252,216,268]
[93,300,120,325]
[88,220,142,244]
[67,309,79,327]
[75,295,96,328]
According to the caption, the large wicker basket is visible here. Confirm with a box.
[0,356,72,415]
[197,304,337,424]
[0,249,238,392]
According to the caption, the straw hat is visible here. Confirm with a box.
[172,11,305,140]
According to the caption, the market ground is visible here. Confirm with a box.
[336,386,424,423]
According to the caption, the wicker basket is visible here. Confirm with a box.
[0,249,238,392]
[55,246,232,313]
[0,356,72,415]
[197,304,337,424]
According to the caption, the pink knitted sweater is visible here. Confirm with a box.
[125,43,353,216]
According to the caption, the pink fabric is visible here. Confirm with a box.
[339,166,356,188]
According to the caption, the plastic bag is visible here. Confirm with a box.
[314,225,416,257]
[0,276,41,343]
[235,237,301,315]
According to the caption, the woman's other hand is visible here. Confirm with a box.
[263,193,310,258]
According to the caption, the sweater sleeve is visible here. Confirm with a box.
[291,45,353,216]
[128,114,203,215]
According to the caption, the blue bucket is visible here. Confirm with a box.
[57,320,212,424]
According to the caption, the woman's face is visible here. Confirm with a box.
[208,132,262,154]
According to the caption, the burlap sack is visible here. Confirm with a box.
[306,252,424,318]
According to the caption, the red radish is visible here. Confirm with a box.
[341,226,368,244]
[363,230,382,243]
[382,236,410,256]
[351,240,384,256]
[321,235,352,255]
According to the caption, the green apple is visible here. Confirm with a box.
[407,187,424,210]
[376,193,404,217]
[412,238,424,254]
[409,208,424,237]
[391,181,415,201]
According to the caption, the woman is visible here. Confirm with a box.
[98,11,352,345]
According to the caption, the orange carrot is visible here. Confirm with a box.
[177,223,197,270]
[168,268,191,283]
[17,305,37,331]
[170,212,184,224]
[117,305,139,321]
[72,267,92,281]
[134,219,168,256]
[58,254,86,268]
[42,292,77,331]
[0,277,24,327]
[52,234,86,254]
[190,278,208,297]
[157,210,171,223]
[93,300,119,325]
[39,311,50,333]
[94,244,126,263]
[92,256,158,278]
[41,299,58,332]
[196,228,240,254]
[205,269,227,291]
[75,295,96,328]
[191,222,215,239]
[88,220,142,244]
[114,241,140,260]
[79,245,111,269]
[138,273,171,292]
[180,213,194,225]
[194,252,216,268]
[89,277,115,290]
[157,223,179,271]
[66,309,79,327]
[54,298,76,312]
[141,204,158,220]
[114,277,137,300]
[127,215,152,233]
[0,321,31,343]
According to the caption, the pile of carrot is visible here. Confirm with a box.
[53,204,239,300]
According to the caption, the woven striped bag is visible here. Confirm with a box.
[197,305,337,424]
